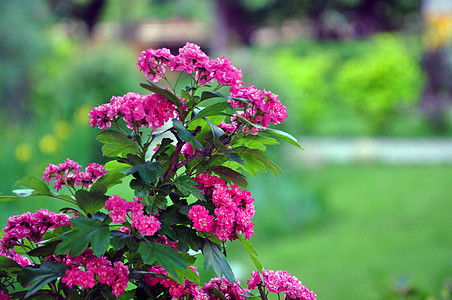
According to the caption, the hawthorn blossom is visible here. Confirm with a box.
[201,277,248,299]
[192,173,255,241]
[0,209,71,266]
[61,249,129,296]
[89,92,177,131]
[42,158,107,191]
[104,196,161,236]
[247,270,317,300]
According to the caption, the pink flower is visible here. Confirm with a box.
[188,205,214,232]
[0,290,10,300]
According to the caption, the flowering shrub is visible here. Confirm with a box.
[0,42,316,299]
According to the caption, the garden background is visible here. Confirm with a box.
[1,0,451,299]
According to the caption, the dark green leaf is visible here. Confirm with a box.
[75,188,108,216]
[55,217,109,257]
[200,91,227,101]
[173,175,205,201]
[138,241,187,282]
[202,239,235,283]
[15,177,52,196]
[191,102,229,122]
[141,81,183,107]
[175,226,201,252]
[96,130,139,157]
[27,241,60,258]
[227,153,244,165]
[0,255,22,270]
[210,166,247,188]
[126,163,163,187]
[152,138,173,160]
[172,119,203,150]
[110,231,138,252]
[17,262,66,299]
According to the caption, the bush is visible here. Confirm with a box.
[335,34,425,133]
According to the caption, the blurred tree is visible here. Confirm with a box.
[0,0,52,122]
[212,0,420,45]
[48,0,107,36]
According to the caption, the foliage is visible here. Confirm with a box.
[0,43,316,299]
[334,34,425,132]
[260,34,427,135]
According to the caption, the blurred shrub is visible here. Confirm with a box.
[335,34,425,133]
[275,51,335,131]
[30,33,140,120]
[265,34,426,135]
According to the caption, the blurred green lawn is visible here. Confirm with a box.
[228,164,452,299]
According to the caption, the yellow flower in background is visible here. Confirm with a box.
[15,143,32,162]
[39,134,58,154]
[53,121,72,140]
[75,105,92,125]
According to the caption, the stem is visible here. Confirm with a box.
[162,137,183,183]
[258,284,268,300]
[174,72,183,92]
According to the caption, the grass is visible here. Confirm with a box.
[227,164,452,299]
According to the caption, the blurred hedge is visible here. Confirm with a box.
[253,34,429,136]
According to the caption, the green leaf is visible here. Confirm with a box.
[200,91,227,101]
[55,217,110,257]
[17,262,66,299]
[172,119,203,149]
[96,130,139,157]
[15,176,52,196]
[140,81,183,107]
[126,162,163,184]
[210,166,248,188]
[75,186,108,216]
[231,147,282,176]
[202,239,235,284]
[103,160,129,172]
[0,255,22,273]
[191,102,229,122]
[173,175,205,201]
[204,118,225,138]
[235,114,301,148]
[110,230,138,252]
[94,172,126,188]
[175,267,200,284]
[234,135,279,151]
[0,195,22,203]
[27,241,60,258]
[138,241,187,282]
[236,234,263,273]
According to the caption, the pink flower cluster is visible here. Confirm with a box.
[61,249,129,296]
[247,270,317,300]
[105,196,161,236]
[0,291,9,300]
[220,84,288,134]
[201,277,248,299]
[189,173,255,241]
[0,209,71,267]
[137,42,243,88]
[145,266,206,299]
[42,158,107,191]
[89,92,177,131]
[145,266,246,300]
